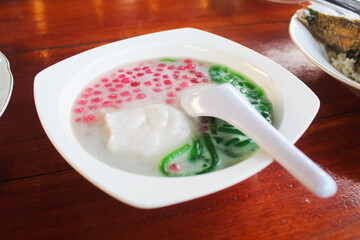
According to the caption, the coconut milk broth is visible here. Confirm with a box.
[71,58,272,176]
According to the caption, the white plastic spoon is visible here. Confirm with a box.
[181,83,337,198]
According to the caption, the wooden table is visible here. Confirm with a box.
[1,0,359,239]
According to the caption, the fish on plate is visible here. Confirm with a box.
[296,4,360,83]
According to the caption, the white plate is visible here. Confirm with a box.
[34,28,319,209]
[289,6,360,96]
[0,52,13,117]
[266,0,303,4]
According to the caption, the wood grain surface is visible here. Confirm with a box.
[0,0,359,239]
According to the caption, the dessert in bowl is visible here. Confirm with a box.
[34,28,319,208]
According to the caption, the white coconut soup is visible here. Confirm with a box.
[71,58,273,176]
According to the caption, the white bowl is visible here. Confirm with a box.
[0,52,13,117]
[34,28,319,209]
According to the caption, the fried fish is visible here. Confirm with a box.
[297,7,360,61]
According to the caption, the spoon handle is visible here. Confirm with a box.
[182,84,337,197]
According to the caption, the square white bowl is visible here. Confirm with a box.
[34,28,319,209]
